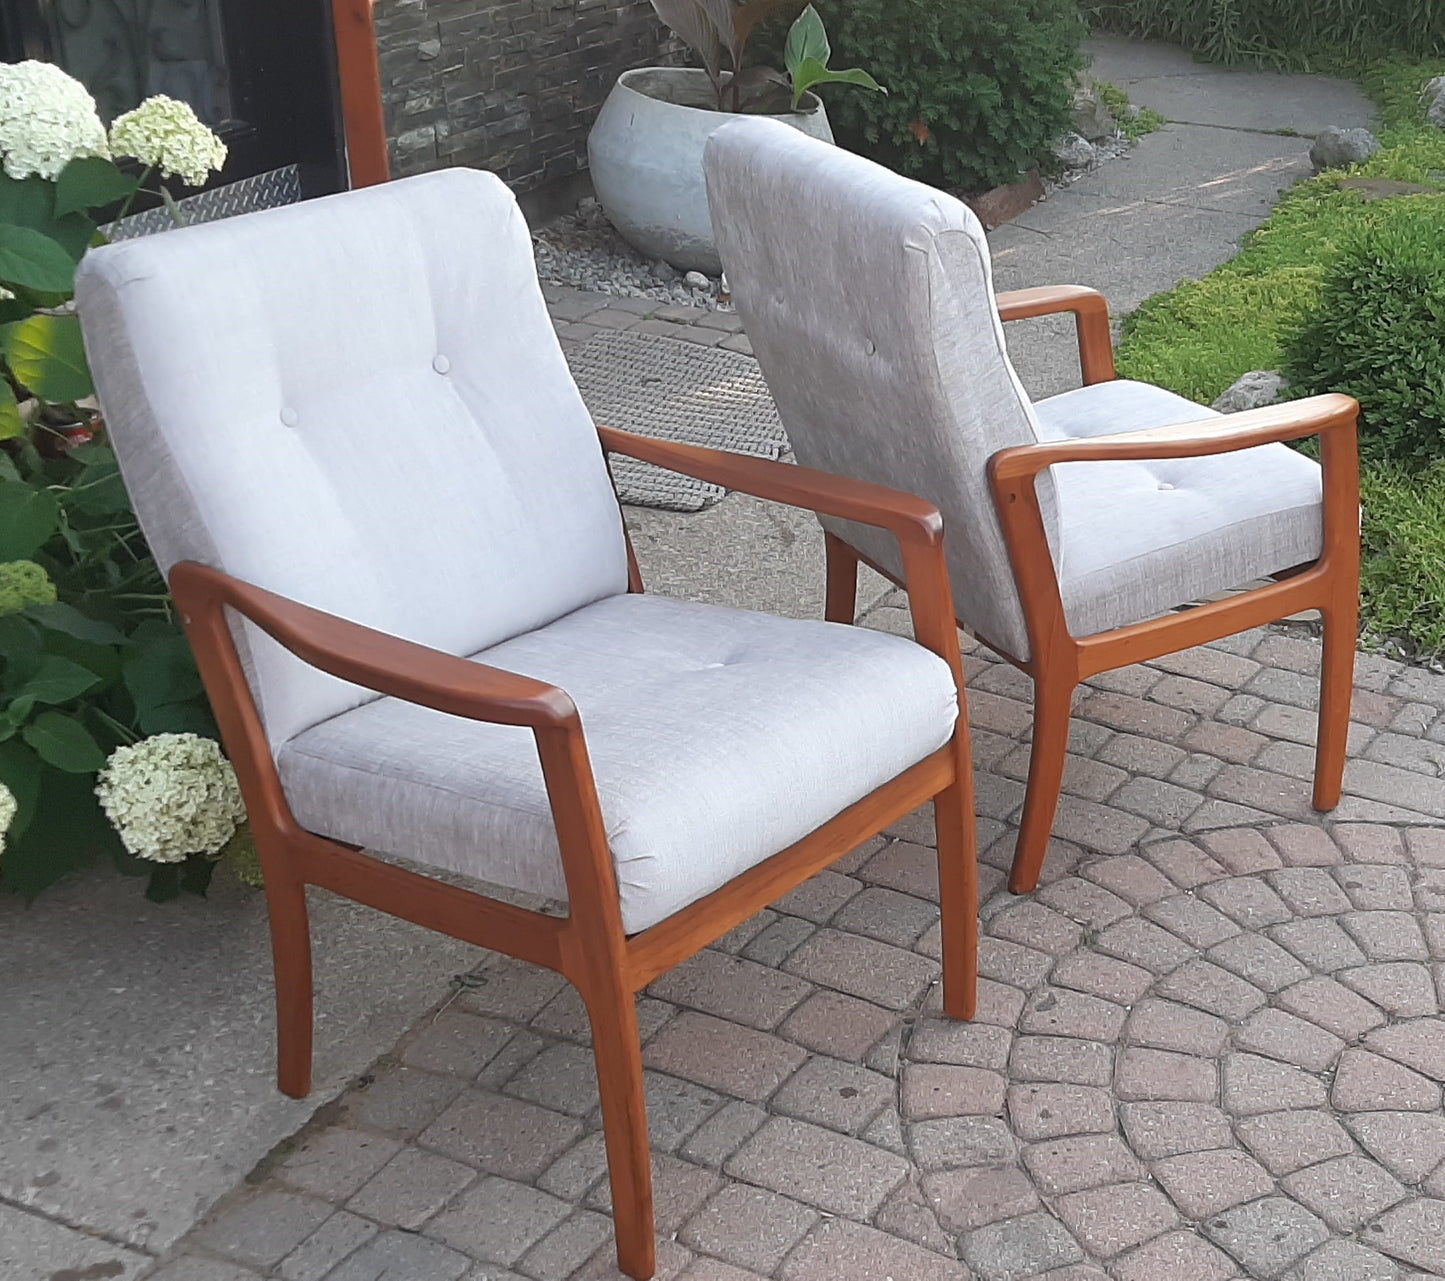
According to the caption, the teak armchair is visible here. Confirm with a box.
[705,118,1360,894]
[74,169,978,1281]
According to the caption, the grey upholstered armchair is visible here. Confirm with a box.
[704,117,1361,894]
[75,168,979,1280]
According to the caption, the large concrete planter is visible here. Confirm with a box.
[588,67,833,274]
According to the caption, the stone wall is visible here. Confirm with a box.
[374,0,680,193]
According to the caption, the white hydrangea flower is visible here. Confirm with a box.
[0,781,16,856]
[0,60,109,181]
[109,95,226,188]
[96,733,246,864]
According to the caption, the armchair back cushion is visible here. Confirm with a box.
[705,116,1048,659]
[76,170,630,745]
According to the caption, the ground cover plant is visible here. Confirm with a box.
[1114,56,1445,659]
[1084,0,1445,64]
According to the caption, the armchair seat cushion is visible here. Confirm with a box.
[276,593,958,933]
[1034,380,1324,637]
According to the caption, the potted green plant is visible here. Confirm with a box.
[588,3,883,273]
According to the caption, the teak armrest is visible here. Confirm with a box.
[599,425,943,547]
[168,561,578,730]
[598,425,963,673]
[988,393,1359,482]
[994,285,1116,385]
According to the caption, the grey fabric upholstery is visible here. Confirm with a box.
[279,593,958,934]
[76,169,630,746]
[704,118,1327,657]
[76,168,958,933]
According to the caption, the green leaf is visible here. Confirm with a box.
[0,223,78,293]
[2,693,35,730]
[785,4,830,71]
[0,381,22,441]
[17,655,102,706]
[0,613,41,667]
[0,174,96,263]
[1,312,93,402]
[0,479,61,559]
[0,737,43,840]
[54,157,139,219]
[0,763,120,897]
[124,633,204,719]
[21,709,106,772]
[791,62,886,108]
[25,601,127,646]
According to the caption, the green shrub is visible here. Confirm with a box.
[810,0,1088,193]
[1361,462,1445,657]
[1085,0,1445,63]
[1283,197,1445,465]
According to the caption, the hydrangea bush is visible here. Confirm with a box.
[0,62,237,901]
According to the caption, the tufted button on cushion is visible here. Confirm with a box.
[279,407,299,427]
[432,354,450,374]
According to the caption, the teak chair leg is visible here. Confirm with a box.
[1313,589,1357,811]
[582,976,655,1281]
[824,532,860,624]
[934,753,979,1020]
[1009,672,1077,895]
[264,856,315,1099]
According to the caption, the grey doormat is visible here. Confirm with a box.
[566,328,788,512]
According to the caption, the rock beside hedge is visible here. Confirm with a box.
[1212,370,1290,414]
[1310,126,1380,172]
[1423,76,1445,129]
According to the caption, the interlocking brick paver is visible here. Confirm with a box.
[777,990,896,1062]
[1095,917,1197,974]
[1154,1148,1275,1219]
[1341,962,1439,1016]
[1350,1112,1445,1183]
[925,1164,1041,1232]
[910,1018,1011,1069]
[1199,877,1293,929]
[962,1211,1086,1281]
[346,1147,474,1229]
[1143,838,1232,889]
[346,1066,466,1136]
[1206,932,1310,991]
[505,1042,601,1117]
[1051,950,1154,1002]
[902,1063,1007,1119]
[1335,823,1410,864]
[1056,1181,1180,1257]
[520,1212,615,1281]
[1198,829,1285,876]
[327,1229,472,1281]
[1007,1083,1115,1142]
[1038,876,1134,929]
[725,1117,909,1216]
[1112,1229,1239,1281]
[1143,893,1240,948]
[1233,1008,1343,1072]
[1204,1196,1330,1277]
[648,950,812,1030]
[740,916,815,967]
[831,886,938,947]
[1372,1199,1445,1274]
[1012,1036,1114,1088]
[1120,1103,1234,1160]
[537,1132,609,1202]
[1023,1133,1143,1195]
[909,1116,1017,1170]
[1155,958,1267,1019]
[1365,1019,1445,1080]
[427,1177,570,1266]
[1277,976,1388,1039]
[1285,1239,1403,1281]
[276,1129,403,1202]
[1269,917,1368,971]
[192,1192,334,1269]
[1115,1048,1218,1103]
[643,1013,807,1101]
[1020,988,1126,1041]
[978,936,1054,988]
[1344,910,1431,962]
[773,1055,893,1134]
[587,1153,720,1234]
[1222,1052,1327,1116]
[1334,1049,1442,1112]
[278,1210,377,1281]
[779,1217,969,1281]
[1281,1155,1407,1233]
[1269,868,1354,917]
[678,1101,767,1169]
[402,1012,517,1079]
[419,1089,584,1181]
[1266,824,1344,867]
[678,1183,817,1274]
[784,928,939,1009]
[1235,1110,1355,1176]
[1125,999,1228,1057]
[990,901,1085,956]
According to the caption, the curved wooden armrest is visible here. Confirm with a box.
[598,426,962,674]
[598,425,943,547]
[994,285,1116,385]
[988,393,1359,482]
[168,561,578,729]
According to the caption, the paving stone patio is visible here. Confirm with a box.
[151,451,1445,1279]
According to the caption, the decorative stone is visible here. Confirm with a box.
[1211,370,1290,414]
[1071,85,1117,141]
[1053,132,1097,170]
[1309,126,1381,172]
[1423,75,1445,129]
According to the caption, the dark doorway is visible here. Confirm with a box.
[0,0,348,207]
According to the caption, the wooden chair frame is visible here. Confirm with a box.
[170,426,978,1281]
[824,285,1361,894]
